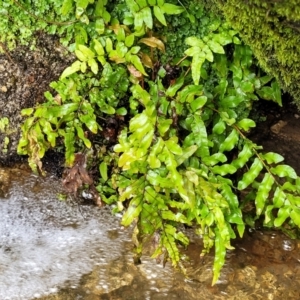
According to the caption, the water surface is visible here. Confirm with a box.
[1,168,300,299]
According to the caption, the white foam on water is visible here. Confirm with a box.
[0,173,131,300]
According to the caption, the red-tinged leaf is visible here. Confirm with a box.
[127,65,143,79]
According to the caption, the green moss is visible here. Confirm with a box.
[0,0,76,49]
[211,0,300,106]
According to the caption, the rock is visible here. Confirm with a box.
[270,120,287,134]
[0,34,74,165]
[0,168,11,197]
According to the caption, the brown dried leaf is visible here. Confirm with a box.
[109,24,130,34]
[90,185,103,207]
[62,152,103,206]
[63,181,76,194]
[67,166,79,180]
[140,52,153,69]
[54,94,62,105]
[79,165,93,184]
[138,37,165,52]
[74,153,86,166]
[62,153,92,195]
[109,23,121,35]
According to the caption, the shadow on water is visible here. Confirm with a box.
[1,167,300,300]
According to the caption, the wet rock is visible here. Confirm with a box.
[82,260,136,295]
[0,34,74,165]
[270,120,287,134]
[250,100,300,174]
[0,167,11,197]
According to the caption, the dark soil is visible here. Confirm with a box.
[0,34,75,165]
[249,94,300,173]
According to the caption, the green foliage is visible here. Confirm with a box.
[1,0,72,49]
[17,64,129,172]
[211,0,300,107]
[12,0,300,285]
[0,117,9,133]
[0,117,10,154]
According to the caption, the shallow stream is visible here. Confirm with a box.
[1,167,300,300]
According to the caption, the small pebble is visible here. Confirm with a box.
[1,86,7,92]
[282,239,295,251]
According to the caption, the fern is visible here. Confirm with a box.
[11,0,300,285]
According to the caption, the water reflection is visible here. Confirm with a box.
[1,168,300,299]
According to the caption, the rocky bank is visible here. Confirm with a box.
[0,34,74,165]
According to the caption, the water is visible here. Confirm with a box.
[1,167,300,299]
[0,169,133,299]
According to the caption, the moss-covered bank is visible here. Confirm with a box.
[211,0,300,106]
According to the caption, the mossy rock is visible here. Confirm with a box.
[211,0,300,107]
